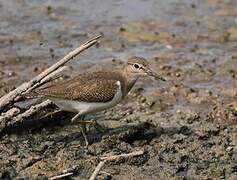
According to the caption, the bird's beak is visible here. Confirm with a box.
[145,67,166,81]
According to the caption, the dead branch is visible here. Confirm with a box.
[89,149,145,180]
[0,35,102,112]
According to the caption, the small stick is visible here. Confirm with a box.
[89,149,145,180]
[49,172,73,180]
[100,150,144,161]
[0,35,102,112]
[89,160,106,180]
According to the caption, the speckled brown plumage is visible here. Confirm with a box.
[33,56,159,104]
[35,71,127,103]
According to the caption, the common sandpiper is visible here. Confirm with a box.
[33,56,165,147]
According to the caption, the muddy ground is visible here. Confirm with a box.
[0,0,237,179]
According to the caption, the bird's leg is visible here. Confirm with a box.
[71,112,81,123]
[71,113,89,148]
[80,123,89,148]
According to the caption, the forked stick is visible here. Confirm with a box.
[0,35,102,112]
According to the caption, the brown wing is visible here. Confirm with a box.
[35,77,120,103]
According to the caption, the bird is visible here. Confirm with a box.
[32,56,165,147]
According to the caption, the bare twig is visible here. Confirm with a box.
[89,160,106,180]
[49,172,73,180]
[89,149,145,180]
[0,35,102,112]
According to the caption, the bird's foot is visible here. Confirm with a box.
[76,120,107,133]
[90,120,107,134]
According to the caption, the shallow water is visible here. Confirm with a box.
[1,0,236,97]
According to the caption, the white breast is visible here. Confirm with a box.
[49,81,123,115]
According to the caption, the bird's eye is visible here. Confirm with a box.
[134,64,140,69]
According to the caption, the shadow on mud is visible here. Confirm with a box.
[1,111,192,146]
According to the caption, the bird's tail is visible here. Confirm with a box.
[14,91,45,109]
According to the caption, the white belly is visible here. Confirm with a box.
[49,81,123,115]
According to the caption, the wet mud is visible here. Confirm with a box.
[0,0,237,179]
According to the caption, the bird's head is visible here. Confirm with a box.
[125,56,166,81]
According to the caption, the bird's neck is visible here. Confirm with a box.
[122,68,139,96]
